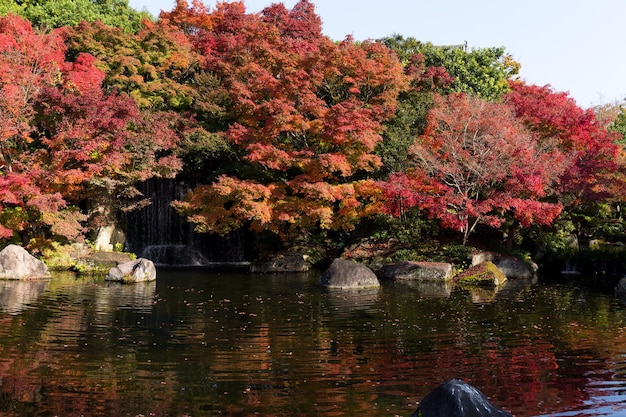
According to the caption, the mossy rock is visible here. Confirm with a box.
[42,243,135,275]
[454,261,507,287]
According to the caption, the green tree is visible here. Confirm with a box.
[608,105,626,146]
[0,0,151,32]
[377,52,454,175]
[380,34,519,100]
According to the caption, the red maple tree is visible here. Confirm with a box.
[382,93,567,244]
[505,81,623,205]
[0,14,182,246]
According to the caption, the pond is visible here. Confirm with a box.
[1,269,626,417]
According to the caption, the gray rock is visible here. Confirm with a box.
[106,258,156,283]
[616,277,626,294]
[412,379,512,417]
[317,258,379,289]
[379,261,454,281]
[250,251,310,273]
[0,244,51,280]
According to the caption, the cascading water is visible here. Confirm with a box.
[124,178,253,268]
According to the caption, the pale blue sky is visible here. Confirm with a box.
[128,0,626,109]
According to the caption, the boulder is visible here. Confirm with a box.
[75,251,135,274]
[616,276,626,294]
[317,258,380,289]
[0,245,51,280]
[378,261,454,282]
[412,379,512,417]
[105,258,156,283]
[455,261,507,287]
[250,251,310,273]
[472,252,534,279]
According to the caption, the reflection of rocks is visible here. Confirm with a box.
[497,275,539,299]
[398,280,454,298]
[412,379,513,417]
[324,287,380,313]
[466,287,501,304]
[102,281,157,311]
[317,259,379,289]
[0,245,50,279]
[0,279,50,314]
[105,258,156,283]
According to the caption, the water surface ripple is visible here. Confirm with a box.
[0,271,625,416]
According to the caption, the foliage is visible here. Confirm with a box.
[505,82,626,247]
[379,34,519,100]
[608,104,626,146]
[0,14,182,247]
[64,19,200,111]
[506,81,623,204]
[171,1,408,240]
[0,0,151,33]
[65,18,227,179]
[377,50,454,175]
[381,93,566,245]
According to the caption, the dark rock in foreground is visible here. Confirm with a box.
[0,244,50,280]
[317,258,379,289]
[412,379,512,417]
[106,258,156,283]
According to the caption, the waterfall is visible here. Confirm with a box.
[124,179,253,268]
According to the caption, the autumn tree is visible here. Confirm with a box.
[0,14,182,248]
[505,82,626,243]
[64,18,234,176]
[64,19,200,111]
[33,57,181,249]
[0,14,84,243]
[382,93,567,245]
[170,1,408,243]
[505,81,622,205]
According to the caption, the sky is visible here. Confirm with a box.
[128,0,626,109]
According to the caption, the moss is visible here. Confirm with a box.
[42,243,134,276]
[455,261,507,287]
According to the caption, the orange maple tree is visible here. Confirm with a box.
[170,1,408,239]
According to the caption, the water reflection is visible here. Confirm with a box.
[101,281,157,312]
[323,287,380,312]
[396,279,454,297]
[0,278,50,314]
[0,271,625,416]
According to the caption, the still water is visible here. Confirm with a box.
[0,270,626,417]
